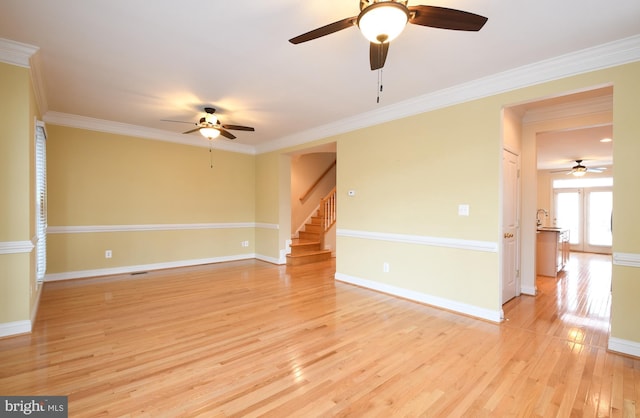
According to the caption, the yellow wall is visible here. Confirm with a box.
[258,62,640,340]
[3,54,639,349]
[46,125,257,274]
[0,62,33,324]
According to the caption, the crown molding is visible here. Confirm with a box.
[0,37,38,68]
[0,37,49,117]
[522,94,613,125]
[43,111,256,155]
[256,34,640,154]
[14,34,640,156]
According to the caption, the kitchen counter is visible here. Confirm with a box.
[536,228,570,277]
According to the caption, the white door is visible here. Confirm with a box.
[554,187,612,254]
[502,149,519,304]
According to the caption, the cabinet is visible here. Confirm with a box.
[536,228,570,277]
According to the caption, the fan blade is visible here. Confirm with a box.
[587,168,605,173]
[161,119,195,125]
[218,129,236,140]
[370,42,389,71]
[222,124,255,132]
[289,16,357,44]
[183,127,201,134]
[409,6,488,31]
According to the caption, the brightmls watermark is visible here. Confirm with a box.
[1,397,67,417]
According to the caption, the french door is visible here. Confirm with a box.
[554,187,612,254]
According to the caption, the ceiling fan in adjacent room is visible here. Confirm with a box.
[289,0,488,70]
[552,160,606,177]
[164,107,255,140]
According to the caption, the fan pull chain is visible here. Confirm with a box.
[377,69,384,103]
[209,140,213,168]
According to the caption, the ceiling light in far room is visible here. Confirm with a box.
[357,1,410,44]
[600,137,612,143]
[572,166,587,177]
[199,127,220,139]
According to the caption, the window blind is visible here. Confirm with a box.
[35,121,47,283]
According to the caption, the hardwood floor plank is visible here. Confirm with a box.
[1,253,638,416]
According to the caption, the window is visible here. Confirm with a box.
[553,177,613,189]
[35,121,47,283]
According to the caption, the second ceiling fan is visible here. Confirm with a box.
[178,107,255,140]
[289,0,488,70]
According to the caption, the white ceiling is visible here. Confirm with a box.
[1,0,639,161]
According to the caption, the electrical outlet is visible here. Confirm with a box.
[105,250,112,259]
[383,262,390,273]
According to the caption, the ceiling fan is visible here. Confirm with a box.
[164,107,255,140]
[289,0,488,70]
[552,160,606,177]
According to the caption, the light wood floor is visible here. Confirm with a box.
[1,253,638,417]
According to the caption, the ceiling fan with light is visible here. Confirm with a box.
[164,107,255,140]
[289,0,488,70]
[552,160,606,177]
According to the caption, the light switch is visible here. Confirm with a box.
[458,204,470,216]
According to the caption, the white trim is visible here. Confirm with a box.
[43,111,256,155]
[47,222,277,234]
[520,285,537,296]
[335,272,503,323]
[0,320,31,338]
[608,337,640,358]
[256,35,640,154]
[522,94,612,125]
[255,223,280,230]
[0,38,38,68]
[257,253,285,265]
[337,229,498,253]
[44,254,257,282]
[613,252,640,268]
[0,240,35,255]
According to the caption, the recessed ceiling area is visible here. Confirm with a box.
[537,124,613,171]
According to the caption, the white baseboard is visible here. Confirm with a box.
[521,285,537,296]
[0,320,31,338]
[335,272,503,323]
[257,253,285,265]
[45,254,258,281]
[608,337,640,358]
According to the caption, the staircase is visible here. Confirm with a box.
[286,187,336,266]
[286,213,332,266]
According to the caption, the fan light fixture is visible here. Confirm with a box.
[200,127,220,139]
[357,2,409,44]
[572,167,587,177]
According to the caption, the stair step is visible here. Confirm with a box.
[304,223,322,233]
[298,230,320,241]
[286,249,332,266]
[289,240,322,256]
